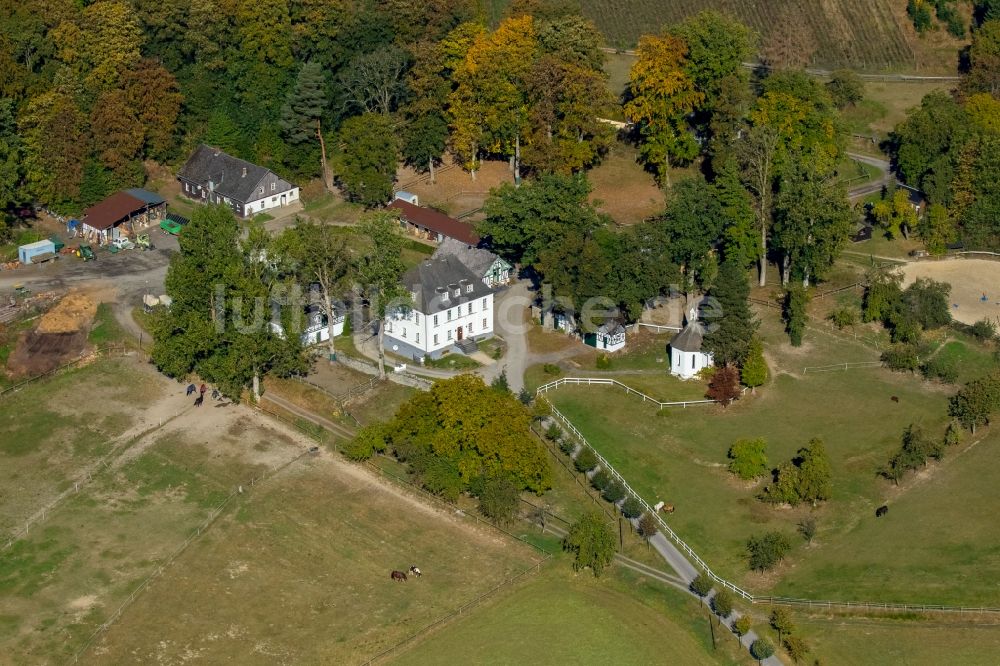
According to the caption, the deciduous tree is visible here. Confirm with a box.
[728,437,769,480]
[337,113,398,206]
[564,511,616,576]
[707,365,741,406]
[623,33,703,185]
[356,210,408,377]
[275,221,353,360]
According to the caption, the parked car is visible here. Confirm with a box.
[110,237,135,251]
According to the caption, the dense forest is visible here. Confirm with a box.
[0,0,617,219]
[1,0,999,280]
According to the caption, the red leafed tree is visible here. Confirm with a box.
[707,365,741,407]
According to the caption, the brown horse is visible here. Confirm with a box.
[390,570,407,582]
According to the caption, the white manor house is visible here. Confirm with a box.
[384,255,495,360]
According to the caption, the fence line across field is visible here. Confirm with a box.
[803,361,882,373]
[544,396,1000,615]
[70,448,314,663]
[536,377,720,409]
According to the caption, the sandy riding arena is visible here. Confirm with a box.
[902,258,1000,325]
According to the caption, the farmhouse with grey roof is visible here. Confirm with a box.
[177,144,299,219]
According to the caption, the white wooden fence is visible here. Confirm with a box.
[547,404,754,600]
[536,377,719,409]
[544,393,1000,614]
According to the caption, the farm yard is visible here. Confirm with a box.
[546,304,1000,606]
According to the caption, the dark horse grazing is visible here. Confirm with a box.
[876,505,889,518]
[391,570,407,582]
[409,566,422,577]
[890,396,899,403]
[193,395,204,407]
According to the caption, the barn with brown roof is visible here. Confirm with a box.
[387,198,480,246]
[80,189,166,244]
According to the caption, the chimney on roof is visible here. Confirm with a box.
[242,167,247,177]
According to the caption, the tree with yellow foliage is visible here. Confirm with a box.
[623,33,703,186]
[449,16,537,181]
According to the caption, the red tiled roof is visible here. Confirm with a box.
[387,199,480,246]
[83,192,148,231]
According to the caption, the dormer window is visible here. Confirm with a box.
[271,182,276,191]
[466,284,473,293]
[441,290,449,301]
[453,289,460,297]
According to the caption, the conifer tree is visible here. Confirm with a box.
[702,259,757,366]
[741,336,768,391]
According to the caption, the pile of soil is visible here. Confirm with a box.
[37,292,97,334]
[5,291,98,378]
[6,329,88,377]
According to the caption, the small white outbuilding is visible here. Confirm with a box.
[669,309,713,379]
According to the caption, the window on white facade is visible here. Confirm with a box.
[272,196,277,202]
[482,318,487,329]
[691,356,695,369]
[416,332,420,343]
[482,298,487,310]
[184,182,189,192]
[447,330,452,340]
[447,310,452,321]
[415,313,420,325]
[469,320,473,332]
[433,334,438,345]
[402,328,406,338]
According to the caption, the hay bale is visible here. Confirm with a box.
[37,292,98,334]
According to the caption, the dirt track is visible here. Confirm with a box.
[901,258,1000,325]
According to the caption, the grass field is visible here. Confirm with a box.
[86,456,543,664]
[798,613,1000,665]
[0,417,285,662]
[548,305,1000,605]
[394,563,741,665]
[0,359,161,535]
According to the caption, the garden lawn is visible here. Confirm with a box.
[547,307,1000,604]
[394,562,735,666]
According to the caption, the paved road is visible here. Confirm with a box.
[485,281,531,392]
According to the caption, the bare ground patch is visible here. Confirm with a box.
[902,259,1000,326]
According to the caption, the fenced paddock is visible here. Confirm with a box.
[537,377,721,409]
[902,258,1000,325]
[545,402,1000,616]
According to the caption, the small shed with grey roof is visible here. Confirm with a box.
[431,237,512,288]
[585,321,626,352]
[670,308,713,379]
